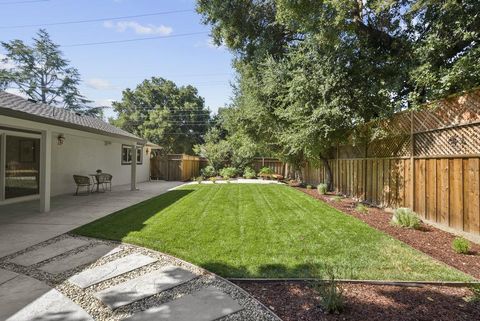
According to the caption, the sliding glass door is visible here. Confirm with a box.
[0,131,41,201]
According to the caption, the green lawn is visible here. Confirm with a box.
[74,184,471,281]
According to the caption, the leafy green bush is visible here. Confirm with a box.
[194,176,203,184]
[317,183,328,195]
[258,167,274,179]
[391,208,421,229]
[209,176,217,184]
[355,203,368,213]
[220,167,237,179]
[243,166,256,179]
[452,237,470,254]
[201,165,216,178]
[306,185,312,189]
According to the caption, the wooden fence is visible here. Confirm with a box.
[250,157,286,176]
[303,88,480,236]
[150,154,201,181]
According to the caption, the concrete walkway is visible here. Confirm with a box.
[0,181,182,258]
[0,235,279,321]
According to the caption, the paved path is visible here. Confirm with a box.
[0,181,182,258]
[0,235,280,321]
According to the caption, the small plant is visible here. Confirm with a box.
[317,183,328,195]
[219,167,237,179]
[306,185,312,189]
[201,165,216,178]
[288,179,302,187]
[355,203,368,214]
[194,176,203,184]
[314,271,344,314]
[468,284,480,302]
[451,237,471,254]
[258,167,274,179]
[243,166,256,179]
[209,177,217,184]
[331,195,342,202]
[391,208,421,229]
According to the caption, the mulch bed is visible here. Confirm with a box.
[296,187,480,280]
[235,281,480,321]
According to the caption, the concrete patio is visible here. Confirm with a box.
[0,181,182,258]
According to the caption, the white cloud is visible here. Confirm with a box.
[195,38,225,51]
[103,20,173,35]
[86,78,117,90]
[94,98,115,108]
[0,54,16,70]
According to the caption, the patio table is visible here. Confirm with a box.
[89,174,105,193]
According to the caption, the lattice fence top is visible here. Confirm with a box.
[337,88,480,158]
[413,89,480,133]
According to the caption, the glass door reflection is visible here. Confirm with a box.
[5,136,40,199]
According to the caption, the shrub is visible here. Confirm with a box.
[220,167,237,179]
[355,203,368,213]
[317,183,328,195]
[314,272,344,314]
[288,179,302,187]
[391,208,421,229]
[243,167,256,179]
[452,237,470,254]
[194,176,203,184]
[209,177,217,184]
[201,165,216,178]
[258,167,274,179]
[306,185,312,189]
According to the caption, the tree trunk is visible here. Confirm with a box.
[320,156,333,191]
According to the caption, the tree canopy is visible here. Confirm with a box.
[196,0,480,182]
[1,29,100,116]
[112,77,211,154]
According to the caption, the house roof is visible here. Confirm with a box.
[0,91,144,142]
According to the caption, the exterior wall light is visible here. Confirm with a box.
[57,134,65,145]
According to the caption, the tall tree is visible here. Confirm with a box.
[1,29,100,116]
[112,77,211,154]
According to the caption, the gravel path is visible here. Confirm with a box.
[0,234,281,321]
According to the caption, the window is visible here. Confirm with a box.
[121,145,143,165]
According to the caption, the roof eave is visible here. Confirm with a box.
[0,108,146,144]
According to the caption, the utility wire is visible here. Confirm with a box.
[0,9,194,29]
[62,31,208,47]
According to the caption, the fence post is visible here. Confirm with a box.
[410,110,415,210]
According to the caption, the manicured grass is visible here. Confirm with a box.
[74,184,470,281]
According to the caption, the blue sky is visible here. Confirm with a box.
[0,0,235,117]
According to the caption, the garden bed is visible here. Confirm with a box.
[235,281,479,321]
[297,187,480,279]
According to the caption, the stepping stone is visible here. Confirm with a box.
[95,265,197,309]
[39,244,120,274]
[8,236,89,266]
[123,286,243,321]
[0,274,92,321]
[69,253,157,288]
[0,269,18,285]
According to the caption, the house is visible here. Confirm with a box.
[0,91,151,212]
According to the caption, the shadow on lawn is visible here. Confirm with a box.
[202,261,357,279]
[74,189,193,238]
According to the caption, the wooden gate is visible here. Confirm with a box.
[150,154,201,181]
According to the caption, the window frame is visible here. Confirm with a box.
[121,145,143,165]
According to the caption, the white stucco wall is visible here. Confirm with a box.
[50,133,150,196]
[0,115,150,198]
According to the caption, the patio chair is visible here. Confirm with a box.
[103,173,113,191]
[73,175,92,196]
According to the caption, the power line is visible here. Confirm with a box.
[62,31,208,47]
[0,9,194,29]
